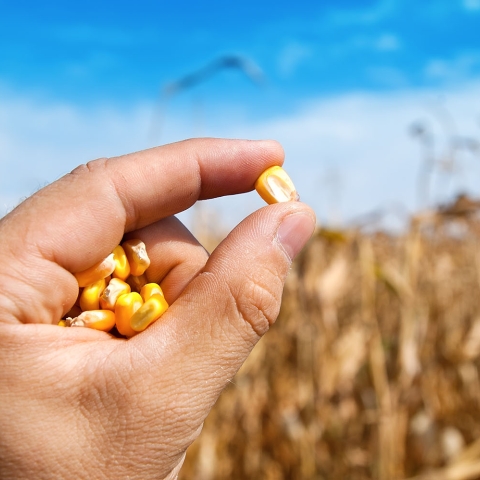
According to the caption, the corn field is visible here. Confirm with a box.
[180,198,480,480]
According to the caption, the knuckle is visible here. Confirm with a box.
[70,157,109,177]
[69,157,133,226]
[232,271,283,338]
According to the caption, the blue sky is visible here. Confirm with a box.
[1,0,480,230]
[3,0,480,105]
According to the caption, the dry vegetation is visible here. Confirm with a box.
[180,200,480,480]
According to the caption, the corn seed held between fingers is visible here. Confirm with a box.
[255,166,299,204]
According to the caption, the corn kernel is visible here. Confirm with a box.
[115,292,143,337]
[74,253,116,287]
[58,320,66,327]
[79,278,106,311]
[65,310,116,332]
[140,283,164,302]
[255,166,299,204]
[112,245,130,281]
[100,278,131,311]
[66,240,158,336]
[122,239,150,276]
[125,273,148,293]
[130,294,169,332]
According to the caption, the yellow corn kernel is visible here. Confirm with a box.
[79,278,106,311]
[112,245,130,281]
[65,310,116,332]
[125,273,148,293]
[100,278,131,311]
[130,294,169,332]
[140,283,164,302]
[122,239,150,276]
[74,253,116,287]
[115,292,143,337]
[58,320,66,327]
[255,166,299,204]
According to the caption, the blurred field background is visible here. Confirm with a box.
[3,1,480,478]
[180,199,480,479]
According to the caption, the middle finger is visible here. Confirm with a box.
[124,216,209,304]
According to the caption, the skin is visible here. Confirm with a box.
[0,138,316,479]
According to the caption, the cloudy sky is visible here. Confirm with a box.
[1,0,480,231]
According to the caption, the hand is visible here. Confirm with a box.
[0,138,315,479]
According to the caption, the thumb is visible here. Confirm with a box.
[194,202,316,341]
[127,201,315,423]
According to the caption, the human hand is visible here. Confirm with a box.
[0,138,315,479]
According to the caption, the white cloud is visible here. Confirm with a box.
[218,83,480,227]
[2,82,480,232]
[367,66,409,87]
[424,53,480,82]
[463,0,480,11]
[0,89,158,216]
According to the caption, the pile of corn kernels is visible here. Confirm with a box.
[60,239,168,337]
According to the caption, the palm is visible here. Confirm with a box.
[0,138,315,479]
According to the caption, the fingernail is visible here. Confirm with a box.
[276,213,316,261]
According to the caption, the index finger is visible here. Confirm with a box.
[1,138,284,272]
